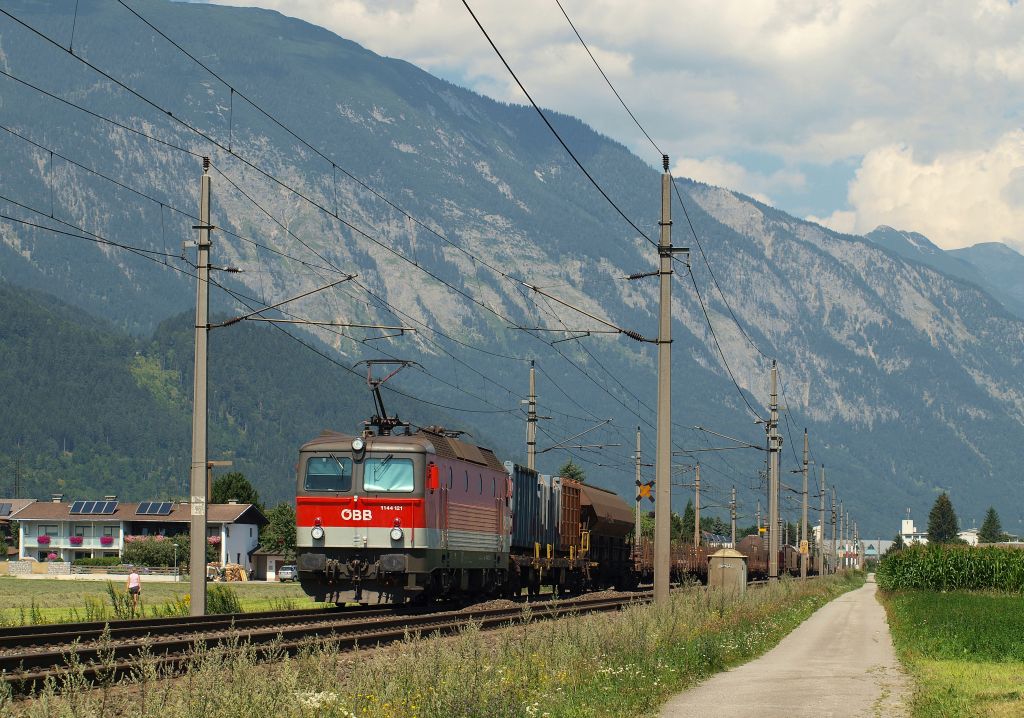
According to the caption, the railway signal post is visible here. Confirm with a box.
[189,158,212,616]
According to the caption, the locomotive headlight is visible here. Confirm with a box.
[351,437,365,452]
[390,527,404,541]
[311,525,325,540]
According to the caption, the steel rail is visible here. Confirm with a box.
[0,604,388,651]
[1,594,650,695]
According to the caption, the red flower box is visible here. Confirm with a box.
[36,535,51,545]
[69,536,84,546]
[100,535,115,546]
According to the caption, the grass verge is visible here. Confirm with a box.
[0,577,317,625]
[881,590,1024,717]
[3,572,863,718]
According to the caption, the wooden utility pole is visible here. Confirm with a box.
[189,157,211,616]
[653,154,674,605]
[526,360,537,470]
[801,429,809,578]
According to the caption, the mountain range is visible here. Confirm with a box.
[1,0,1023,536]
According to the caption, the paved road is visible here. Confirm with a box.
[661,576,908,718]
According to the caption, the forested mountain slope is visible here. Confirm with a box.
[0,281,439,505]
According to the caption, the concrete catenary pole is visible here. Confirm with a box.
[731,486,737,548]
[831,487,837,574]
[768,360,780,581]
[634,426,642,554]
[694,463,701,548]
[526,360,537,471]
[189,158,211,616]
[801,428,809,579]
[839,502,845,570]
[817,466,826,575]
[846,510,851,568]
[654,154,674,605]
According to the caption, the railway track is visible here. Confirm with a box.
[0,593,650,695]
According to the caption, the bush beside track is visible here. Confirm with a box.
[877,544,1024,591]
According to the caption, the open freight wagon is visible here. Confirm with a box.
[504,462,635,594]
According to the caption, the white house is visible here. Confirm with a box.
[900,516,928,545]
[958,528,979,546]
[11,496,267,571]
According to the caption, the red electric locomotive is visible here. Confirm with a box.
[295,424,512,604]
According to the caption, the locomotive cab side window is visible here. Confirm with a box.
[304,456,353,492]
[364,456,415,493]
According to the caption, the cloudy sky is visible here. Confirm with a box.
[196,0,1024,251]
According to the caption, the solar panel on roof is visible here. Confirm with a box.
[83,501,97,514]
[101,501,118,514]
[154,502,172,515]
[137,502,152,515]
[70,501,85,514]
[0,503,10,517]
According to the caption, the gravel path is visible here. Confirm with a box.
[660,575,909,718]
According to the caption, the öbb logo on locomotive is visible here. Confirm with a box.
[340,509,374,521]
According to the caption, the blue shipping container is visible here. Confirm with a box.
[505,461,541,550]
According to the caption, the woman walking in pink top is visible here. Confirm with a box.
[127,569,142,611]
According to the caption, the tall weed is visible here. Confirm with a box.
[208,585,242,615]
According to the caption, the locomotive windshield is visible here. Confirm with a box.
[304,455,353,492]
[364,456,414,493]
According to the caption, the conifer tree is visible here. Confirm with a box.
[927,492,959,543]
[556,460,586,483]
[979,507,1004,544]
[681,499,695,543]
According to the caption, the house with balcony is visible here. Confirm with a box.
[11,495,267,571]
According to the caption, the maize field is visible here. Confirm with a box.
[877,544,1024,591]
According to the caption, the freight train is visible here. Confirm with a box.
[294,423,817,604]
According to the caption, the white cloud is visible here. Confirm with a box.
[673,157,805,206]
[810,131,1024,250]
[197,1,1024,160]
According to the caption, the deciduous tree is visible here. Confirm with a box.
[261,502,297,561]
[211,472,261,508]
